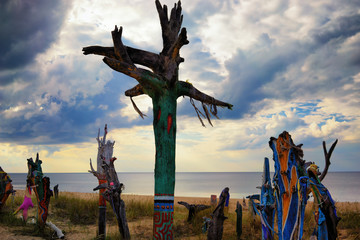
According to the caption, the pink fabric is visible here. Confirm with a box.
[19,195,34,210]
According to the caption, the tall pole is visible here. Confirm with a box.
[83,1,233,238]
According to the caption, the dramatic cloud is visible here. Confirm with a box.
[0,0,359,172]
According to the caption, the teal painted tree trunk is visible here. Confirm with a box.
[83,1,232,238]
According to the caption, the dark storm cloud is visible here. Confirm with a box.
[0,0,71,71]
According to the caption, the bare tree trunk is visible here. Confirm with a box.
[83,1,233,238]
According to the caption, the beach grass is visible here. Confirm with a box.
[0,191,359,239]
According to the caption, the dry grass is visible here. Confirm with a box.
[0,191,359,239]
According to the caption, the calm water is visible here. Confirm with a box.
[8,172,360,202]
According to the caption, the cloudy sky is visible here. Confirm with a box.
[1,0,359,173]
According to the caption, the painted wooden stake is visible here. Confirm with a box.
[83,1,232,238]
[89,124,130,239]
[27,153,52,227]
[260,157,275,240]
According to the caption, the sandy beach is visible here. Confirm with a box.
[1,190,359,239]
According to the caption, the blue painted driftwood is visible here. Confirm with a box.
[269,131,307,240]
[269,131,339,240]
[260,157,275,240]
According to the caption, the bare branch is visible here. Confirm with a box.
[319,139,338,182]
[125,84,145,97]
[178,80,233,126]
[177,81,233,109]
[112,26,133,64]
[130,97,147,119]
[82,46,161,71]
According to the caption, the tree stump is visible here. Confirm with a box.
[27,153,52,227]
[178,201,210,222]
[207,187,229,240]
[0,167,15,210]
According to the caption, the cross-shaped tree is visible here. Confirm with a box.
[83,1,233,238]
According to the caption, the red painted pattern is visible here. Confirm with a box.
[98,179,107,206]
[157,109,161,122]
[167,114,172,134]
[153,211,174,239]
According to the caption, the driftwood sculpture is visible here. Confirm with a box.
[27,153,52,227]
[89,125,130,239]
[83,1,232,238]
[88,124,113,239]
[207,187,229,240]
[269,131,339,240]
[178,201,210,222]
[0,167,15,210]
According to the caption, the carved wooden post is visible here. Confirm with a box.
[207,187,229,240]
[0,167,15,210]
[83,1,233,238]
[27,153,52,227]
[88,124,114,239]
[89,124,130,239]
[269,131,307,240]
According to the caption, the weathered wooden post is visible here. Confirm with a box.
[27,153,52,227]
[207,187,229,240]
[91,157,131,239]
[178,201,210,222]
[235,201,242,239]
[0,167,15,210]
[53,184,59,199]
[88,124,114,239]
[83,1,232,238]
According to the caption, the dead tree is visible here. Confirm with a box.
[83,1,233,238]
[207,187,229,240]
[89,125,130,240]
[178,201,210,222]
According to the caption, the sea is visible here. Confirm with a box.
[8,172,360,202]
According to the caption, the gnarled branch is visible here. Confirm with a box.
[319,139,338,182]
[82,46,161,72]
